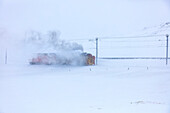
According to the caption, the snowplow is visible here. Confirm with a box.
[29,52,95,66]
[81,53,95,65]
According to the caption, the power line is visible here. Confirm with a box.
[99,45,166,48]
[100,40,166,42]
[84,45,168,50]
[98,34,165,39]
[65,34,166,41]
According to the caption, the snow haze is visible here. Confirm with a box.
[0,1,170,113]
[0,0,170,38]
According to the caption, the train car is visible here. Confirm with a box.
[29,52,95,66]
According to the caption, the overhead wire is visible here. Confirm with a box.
[66,34,166,41]
[98,34,166,39]
[65,34,168,51]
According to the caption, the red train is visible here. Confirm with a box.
[29,53,95,65]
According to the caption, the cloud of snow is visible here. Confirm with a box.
[25,30,83,52]
[23,30,85,65]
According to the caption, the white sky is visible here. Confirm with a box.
[0,0,170,38]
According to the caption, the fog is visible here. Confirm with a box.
[0,0,170,64]
[0,0,170,39]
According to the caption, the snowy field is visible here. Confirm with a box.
[0,59,170,113]
[1,0,170,113]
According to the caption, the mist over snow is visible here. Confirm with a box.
[0,0,170,64]
[0,0,170,38]
[0,1,170,113]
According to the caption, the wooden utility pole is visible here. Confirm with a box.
[5,49,7,64]
[96,38,98,65]
[166,34,169,65]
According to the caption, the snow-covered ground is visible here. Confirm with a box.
[0,59,170,113]
[1,0,170,112]
[0,22,170,113]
